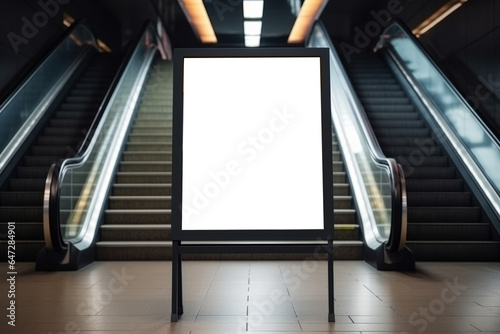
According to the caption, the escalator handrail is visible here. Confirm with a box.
[44,21,165,255]
[375,18,500,152]
[310,22,407,253]
[377,19,500,227]
[0,20,97,108]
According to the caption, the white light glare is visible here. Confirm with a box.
[244,21,262,35]
[243,0,264,19]
[245,35,260,47]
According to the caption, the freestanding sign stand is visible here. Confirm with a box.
[170,48,334,322]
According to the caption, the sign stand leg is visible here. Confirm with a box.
[171,240,183,322]
[328,239,335,322]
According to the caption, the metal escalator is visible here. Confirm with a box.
[0,55,118,260]
[0,23,120,261]
[36,21,170,270]
[97,60,174,260]
[346,53,500,261]
[309,23,414,270]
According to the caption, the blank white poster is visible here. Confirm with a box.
[182,57,325,230]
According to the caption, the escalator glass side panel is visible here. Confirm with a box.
[0,25,94,173]
[308,24,394,248]
[378,22,500,218]
[59,25,160,247]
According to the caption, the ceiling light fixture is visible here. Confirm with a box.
[245,35,260,47]
[412,0,468,38]
[243,0,264,19]
[62,12,75,28]
[179,0,217,43]
[288,0,328,44]
[244,21,262,36]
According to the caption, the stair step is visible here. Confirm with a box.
[116,172,172,183]
[112,184,172,196]
[109,196,171,210]
[119,161,172,172]
[125,143,172,151]
[105,209,171,224]
[122,152,172,161]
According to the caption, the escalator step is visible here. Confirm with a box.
[109,196,172,210]
[60,103,101,111]
[407,223,490,241]
[367,112,418,120]
[363,104,415,113]
[383,146,442,157]
[119,161,172,173]
[112,184,172,196]
[369,119,425,128]
[405,179,463,192]
[49,119,90,128]
[403,167,456,179]
[352,78,397,85]
[43,127,87,136]
[360,97,410,105]
[407,192,471,207]
[8,179,45,191]
[105,209,171,224]
[128,134,172,143]
[122,152,172,161]
[37,136,81,146]
[356,88,405,96]
[23,155,60,166]
[354,84,402,91]
[0,207,43,222]
[406,241,500,261]
[408,206,480,223]
[115,172,172,184]
[394,156,449,167]
[0,192,42,206]
[125,143,172,152]
[374,128,430,137]
[0,222,43,239]
[16,166,50,179]
[30,145,76,156]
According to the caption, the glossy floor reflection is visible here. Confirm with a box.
[1,261,500,333]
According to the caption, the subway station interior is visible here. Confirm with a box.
[1,0,500,333]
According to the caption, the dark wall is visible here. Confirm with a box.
[395,0,500,135]
[0,0,121,101]
[0,0,67,99]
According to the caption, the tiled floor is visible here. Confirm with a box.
[1,260,500,333]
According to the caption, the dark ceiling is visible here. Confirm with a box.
[101,0,388,49]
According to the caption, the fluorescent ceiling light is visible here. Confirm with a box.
[97,39,112,53]
[412,0,468,38]
[243,0,264,19]
[244,21,262,35]
[62,12,75,28]
[245,35,260,47]
[179,0,217,43]
[288,0,328,44]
